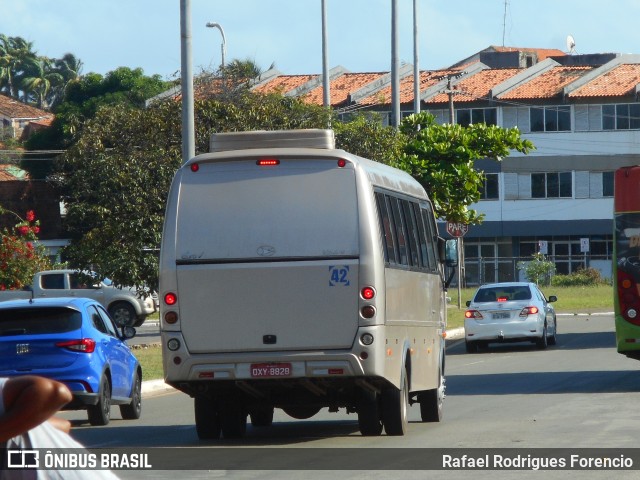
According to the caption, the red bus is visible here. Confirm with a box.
[614,166,640,359]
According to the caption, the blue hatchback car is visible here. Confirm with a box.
[0,297,142,426]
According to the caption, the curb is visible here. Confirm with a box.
[141,378,175,398]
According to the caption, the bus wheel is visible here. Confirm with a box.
[194,396,221,440]
[250,406,274,427]
[381,368,408,436]
[357,389,382,436]
[419,373,444,422]
[220,401,247,439]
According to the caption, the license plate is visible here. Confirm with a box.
[492,312,510,319]
[250,363,292,378]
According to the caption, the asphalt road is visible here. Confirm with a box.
[59,313,640,480]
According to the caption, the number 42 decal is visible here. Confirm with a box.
[329,265,350,286]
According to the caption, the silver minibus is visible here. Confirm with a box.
[159,129,457,438]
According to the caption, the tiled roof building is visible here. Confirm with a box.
[0,94,54,140]
[249,46,640,284]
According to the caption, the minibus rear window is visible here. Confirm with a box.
[176,160,358,260]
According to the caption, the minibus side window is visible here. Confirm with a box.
[401,200,421,267]
[375,192,398,264]
[413,202,434,270]
[421,203,439,271]
[389,196,409,266]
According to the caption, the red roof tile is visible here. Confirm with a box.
[358,70,461,107]
[252,74,318,95]
[568,64,640,98]
[302,72,387,106]
[0,94,52,119]
[427,68,522,104]
[500,66,593,99]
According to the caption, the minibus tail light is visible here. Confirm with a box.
[164,292,177,306]
[361,305,376,319]
[190,163,199,172]
[257,158,280,166]
[164,311,178,324]
[337,159,346,168]
[361,287,375,300]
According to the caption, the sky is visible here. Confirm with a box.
[2,0,640,81]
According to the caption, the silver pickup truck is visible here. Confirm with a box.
[0,269,157,327]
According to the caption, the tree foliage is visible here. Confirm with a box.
[27,67,170,151]
[0,34,81,109]
[396,112,534,223]
[333,114,405,164]
[517,253,556,286]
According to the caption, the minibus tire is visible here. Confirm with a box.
[419,372,444,422]
[194,396,221,440]
[220,402,247,439]
[357,389,382,436]
[250,406,274,427]
[381,368,408,436]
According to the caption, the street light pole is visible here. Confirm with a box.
[206,22,226,69]
[180,0,195,164]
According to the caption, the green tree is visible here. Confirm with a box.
[0,34,38,100]
[396,112,534,223]
[517,253,556,286]
[21,56,64,109]
[333,114,404,164]
[27,67,169,151]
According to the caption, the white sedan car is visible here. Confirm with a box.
[464,282,558,353]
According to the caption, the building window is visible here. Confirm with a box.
[457,108,497,127]
[603,104,640,130]
[480,173,499,200]
[602,171,614,197]
[531,172,572,198]
[530,106,571,132]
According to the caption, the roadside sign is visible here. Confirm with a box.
[538,240,548,254]
[446,222,468,238]
[580,238,590,253]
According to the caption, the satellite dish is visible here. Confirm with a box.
[566,35,577,54]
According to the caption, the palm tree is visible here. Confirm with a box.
[21,56,63,109]
[54,53,83,83]
[49,53,83,107]
[221,58,274,86]
[0,35,38,99]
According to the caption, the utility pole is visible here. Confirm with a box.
[391,0,400,128]
[413,0,420,115]
[321,0,330,109]
[441,72,465,300]
[443,72,463,124]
